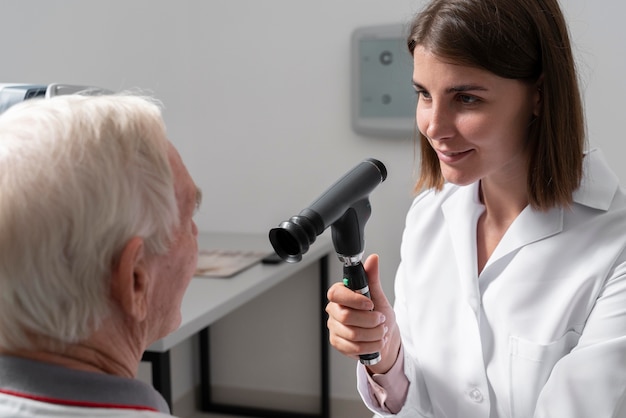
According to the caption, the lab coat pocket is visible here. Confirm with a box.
[508,330,581,418]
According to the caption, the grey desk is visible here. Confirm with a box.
[141,232,333,418]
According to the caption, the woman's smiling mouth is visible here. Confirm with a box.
[435,148,474,163]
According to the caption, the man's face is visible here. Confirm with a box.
[146,143,201,341]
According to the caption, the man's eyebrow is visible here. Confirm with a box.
[194,186,203,213]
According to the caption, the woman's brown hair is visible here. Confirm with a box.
[407,0,585,210]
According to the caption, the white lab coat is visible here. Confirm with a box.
[358,149,626,418]
[0,393,176,418]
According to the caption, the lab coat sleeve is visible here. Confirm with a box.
[534,257,626,417]
[356,260,434,418]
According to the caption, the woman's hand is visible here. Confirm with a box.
[326,254,401,374]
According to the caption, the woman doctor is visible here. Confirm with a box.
[326,0,626,416]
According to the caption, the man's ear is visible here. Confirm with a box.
[110,237,150,322]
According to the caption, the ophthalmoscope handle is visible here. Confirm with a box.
[342,263,382,366]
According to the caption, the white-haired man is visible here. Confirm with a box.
[0,94,202,417]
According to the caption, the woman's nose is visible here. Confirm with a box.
[423,103,454,141]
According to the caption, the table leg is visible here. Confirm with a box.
[319,255,330,418]
[199,254,331,418]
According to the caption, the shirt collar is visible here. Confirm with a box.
[0,355,169,413]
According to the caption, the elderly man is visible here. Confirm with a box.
[0,94,201,417]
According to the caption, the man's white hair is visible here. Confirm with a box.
[0,94,179,350]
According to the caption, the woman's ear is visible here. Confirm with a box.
[533,74,544,117]
[110,237,150,322]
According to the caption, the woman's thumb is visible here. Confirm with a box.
[363,253,391,309]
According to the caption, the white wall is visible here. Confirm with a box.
[2,0,625,409]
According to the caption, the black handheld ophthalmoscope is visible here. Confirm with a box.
[269,158,387,366]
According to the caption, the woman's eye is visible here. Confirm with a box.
[458,94,479,104]
[415,89,431,100]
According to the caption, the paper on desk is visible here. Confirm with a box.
[195,249,270,278]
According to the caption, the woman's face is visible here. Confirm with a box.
[413,46,540,188]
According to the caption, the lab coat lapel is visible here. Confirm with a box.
[441,184,495,400]
[441,182,564,289]
[485,205,563,271]
[442,183,484,312]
